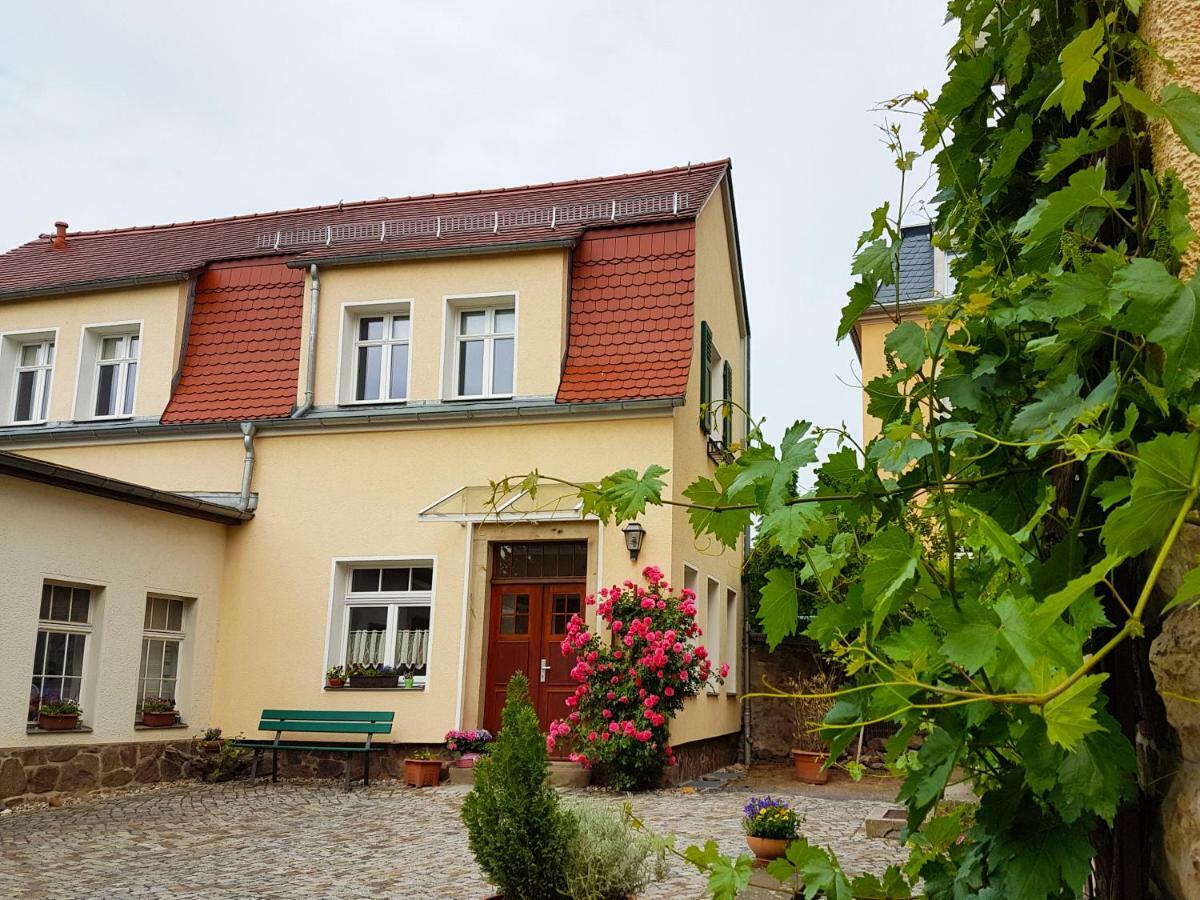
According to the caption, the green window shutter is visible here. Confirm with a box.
[698,321,712,432]
[722,360,733,447]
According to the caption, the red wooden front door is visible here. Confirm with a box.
[482,582,585,736]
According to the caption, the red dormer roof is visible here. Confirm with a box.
[0,161,728,301]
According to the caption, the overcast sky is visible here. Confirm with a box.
[1,2,953,447]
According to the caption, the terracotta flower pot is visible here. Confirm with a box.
[141,710,178,727]
[404,758,443,787]
[791,748,830,784]
[455,752,481,769]
[746,835,789,863]
[37,712,79,731]
[198,740,223,753]
[326,678,345,689]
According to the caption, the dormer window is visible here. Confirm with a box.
[74,323,140,420]
[338,301,412,405]
[13,339,54,423]
[446,298,515,400]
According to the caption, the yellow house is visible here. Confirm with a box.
[0,161,750,799]
[850,224,951,442]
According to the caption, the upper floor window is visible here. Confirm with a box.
[453,303,515,399]
[75,324,141,420]
[698,321,732,445]
[13,339,54,424]
[355,313,409,402]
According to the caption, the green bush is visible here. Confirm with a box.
[461,672,574,900]
[561,802,669,900]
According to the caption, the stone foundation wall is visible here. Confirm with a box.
[252,743,428,781]
[671,731,740,782]
[747,634,824,760]
[0,739,192,807]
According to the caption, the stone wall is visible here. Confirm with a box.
[670,731,740,782]
[747,634,824,760]
[0,739,192,807]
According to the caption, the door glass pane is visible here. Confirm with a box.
[492,338,514,394]
[393,607,430,677]
[346,606,389,665]
[380,568,411,591]
[390,316,410,340]
[355,345,382,401]
[95,364,117,415]
[358,317,384,341]
[494,308,516,333]
[551,593,582,636]
[411,567,433,591]
[122,362,137,414]
[389,343,409,399]
[459,310,487,336]
[500,594,530,635]
[14,370,35,421]
[458,340,484,395]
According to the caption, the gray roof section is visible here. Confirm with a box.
[874,224,935,303]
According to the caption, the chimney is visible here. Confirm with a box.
[51,221,68,250]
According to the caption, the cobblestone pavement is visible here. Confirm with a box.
[0,780,905,899]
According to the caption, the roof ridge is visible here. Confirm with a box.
[41,159,732,241]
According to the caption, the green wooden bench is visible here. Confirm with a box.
[231,709,394,791]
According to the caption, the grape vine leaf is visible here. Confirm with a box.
[941,623,999,674]
[1113,258,1200,394]
[1163,564,1200,613]
[838,278,878,340]
[1102,431,1200,555]
[1013,165,1120,250]
[758,567,799,650]
[682,473,754,549]
[1040,674,1106,750]
[1043,19,1106,118]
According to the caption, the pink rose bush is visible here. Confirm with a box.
[547,565,726,790]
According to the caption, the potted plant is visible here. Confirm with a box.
[37,698,82,731]
[346,662,398,688]
[444,728,492,767]
[789,668,839,784]
[742,796,801,864]
[404,748,443,787]
[195,727,224,753]
[325,666,346,689]
[400,665,416,689]
[141,696,178,727]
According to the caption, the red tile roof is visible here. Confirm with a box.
[556,221,695,404]
[160,259,304,424]
[0,161,728,300]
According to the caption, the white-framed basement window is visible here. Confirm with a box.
[335,562,434,685]
[447,298,515,399]
[138,595,187,710]
[339,302,412,404]
[75,323,141,420]
[29,583,94,724]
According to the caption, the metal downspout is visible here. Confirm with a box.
[293,264,320,417]
[238,423,256,511]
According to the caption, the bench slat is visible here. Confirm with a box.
[232,740,381,753]
[255,720,392,734]
[260,709,394,723]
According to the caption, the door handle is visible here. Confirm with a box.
[540,658,550,683]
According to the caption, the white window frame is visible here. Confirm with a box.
[441,293,518,400]
[725,587,739,694]
[322,556,438,690]
[30,582,96,726]
[9,333,56,425]
[706,338,723,434]
[75,321,142,421]
[337,300,414,406]
[706,576,722,695]
[138,595,189,715]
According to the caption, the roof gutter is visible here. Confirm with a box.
[0,271,191,303]
[287,238,576,270]
[0,450,253,524]
[293,264,320,417]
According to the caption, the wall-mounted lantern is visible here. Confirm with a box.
[621,521,646,562]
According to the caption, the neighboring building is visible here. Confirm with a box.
[0,161,749,796]
[849,223,953,442]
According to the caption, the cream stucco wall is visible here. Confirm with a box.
[668,186,746,745]
[0,475,227,748]
[0,281,186,424]
[301,248,570,407]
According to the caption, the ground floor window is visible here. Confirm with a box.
[30,583,93,722]
[339,562,433,684]
[139,595,187,710]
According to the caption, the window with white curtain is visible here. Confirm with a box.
[342,564,433,684]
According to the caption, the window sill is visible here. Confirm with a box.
[73,415,134,424]
[26,724,94,735]
[5,420,49,428]
[324,686,426,692]
[337,399,409,408]
[444,395,514,403]
[133,722,190,731]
